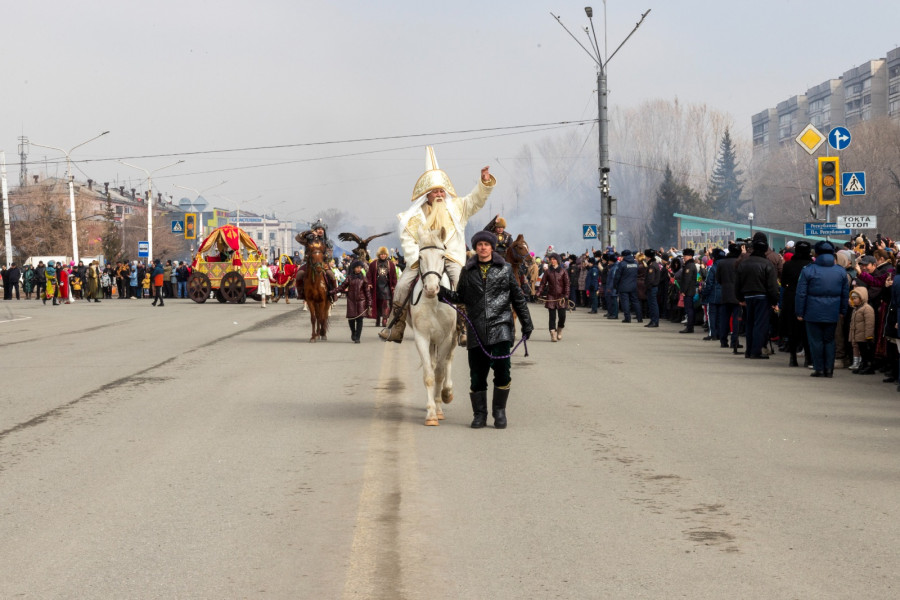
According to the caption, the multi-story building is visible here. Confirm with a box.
[806,79,844,131]
[752,49,897,156]
[887,47,900,121]
[776,95,808,144]
[843,59,886,125]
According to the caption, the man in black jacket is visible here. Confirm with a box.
[643,249,662,327]
[441,231,534,429]
[676,248,699,333]
[737,236,779,358]
[715,243,744,352]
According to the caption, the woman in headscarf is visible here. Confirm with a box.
[44,260,59,306]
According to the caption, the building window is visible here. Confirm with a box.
[891,64,900,78]
[890,99,900,115]
[852,83,863,94]
[891,83,900,95]
[863,78,872,91]
[864,94,871,105]
[809,98,824,112]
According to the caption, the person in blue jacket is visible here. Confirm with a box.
[585,257,601,314]
[701,248,726,341]
[604,253,619,319]
[614,249,641,323]
[795,241,851,377]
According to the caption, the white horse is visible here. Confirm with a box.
[408,227,457,426]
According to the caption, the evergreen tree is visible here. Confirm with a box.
[706,128,744,219]
[101,197,122,262]
[647,164,680,248]
[647,164,705,248]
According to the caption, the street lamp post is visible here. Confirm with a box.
[749,212,755,239]
[31,131,110,264]
[552,7,650,251]
[120,160,184,263]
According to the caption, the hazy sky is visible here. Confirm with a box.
[5,0,899,245]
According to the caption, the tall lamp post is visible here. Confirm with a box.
[552,6,650,251]
[31,131,110,264]
[748,212,755,239]
[120,160,184,263]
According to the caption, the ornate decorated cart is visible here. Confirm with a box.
[187,224,264,303]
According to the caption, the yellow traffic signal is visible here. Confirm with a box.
[185,213,197,239]
[817,157,840,205]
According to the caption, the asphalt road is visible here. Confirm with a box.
[1,296,899,599]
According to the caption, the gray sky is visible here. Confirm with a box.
[6,0,899,244]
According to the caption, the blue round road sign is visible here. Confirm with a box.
[828,126,851,151]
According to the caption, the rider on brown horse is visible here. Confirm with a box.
[295,218,338,300]
[484,214,512,255]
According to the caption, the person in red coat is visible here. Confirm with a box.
[337,260,373,343]
[367,246,397,327]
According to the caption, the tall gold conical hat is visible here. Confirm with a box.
[411,146,457,201]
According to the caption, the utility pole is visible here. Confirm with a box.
[2,152,11,268]
[18,137,28,188]
[552,7,650,251]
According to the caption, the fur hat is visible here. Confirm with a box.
[621,249,632,257]
[814,241,835,255]
[682,248,695,257]
[548,252,562,265]
[349,260,364,271]
[644,248,656,260]
[471,230,498,250]
[752,239,769,254]
[711,248,727,260]
[377,246,389,257]
[793,240,812,259]
[495,217,507,228]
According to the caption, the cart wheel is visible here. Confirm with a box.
[220,272,246,304]
[216,289,227,303]
[187,272,211,304]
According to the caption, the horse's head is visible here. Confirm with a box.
[417,226,446,299]
[305,239,326,264]
[507,234,531,264]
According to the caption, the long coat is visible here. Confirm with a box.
[337,274,372,318]
[538,266,569,309]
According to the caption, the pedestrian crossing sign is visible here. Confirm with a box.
[583,224,598,239]
[171,220,184,234]
[842,171,866,196]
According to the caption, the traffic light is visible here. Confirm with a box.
[185,213,197,239]
[817,157,840,205]
[600,172,609,194]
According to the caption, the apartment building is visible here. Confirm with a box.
[752,46,899,155]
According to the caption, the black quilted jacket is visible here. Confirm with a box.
[443,252,534,349]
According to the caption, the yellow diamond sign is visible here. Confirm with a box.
[796,124,826,155]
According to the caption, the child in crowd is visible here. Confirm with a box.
[336,260,372,343]
[849,287,875,374]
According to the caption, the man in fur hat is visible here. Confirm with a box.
[439,230,533,429]
[367,246,397,327]
[379,146,496,344]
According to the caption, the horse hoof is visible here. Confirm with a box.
[441,390,453,404]
[425,419,440,426]
[437,413,445,420]
[309,338,317,343]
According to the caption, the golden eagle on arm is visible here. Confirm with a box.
[337,231,392,262]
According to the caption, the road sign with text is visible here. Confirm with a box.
[836,215,876,230]
[804,223,851,237]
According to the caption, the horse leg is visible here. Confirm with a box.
[439,352,454,406]
[318,301,329,340]
[309,310,318,342]
[416,335,439,426]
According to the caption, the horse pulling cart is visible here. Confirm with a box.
[187,224,265,304]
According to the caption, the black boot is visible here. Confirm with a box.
[789,353,799,367]
[470,391,488,429]
[492,387,510,429]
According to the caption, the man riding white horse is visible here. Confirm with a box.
[379,146,496,344]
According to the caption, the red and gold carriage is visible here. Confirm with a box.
[187,225,264,303]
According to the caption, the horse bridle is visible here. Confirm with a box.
[412,245,446,305]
